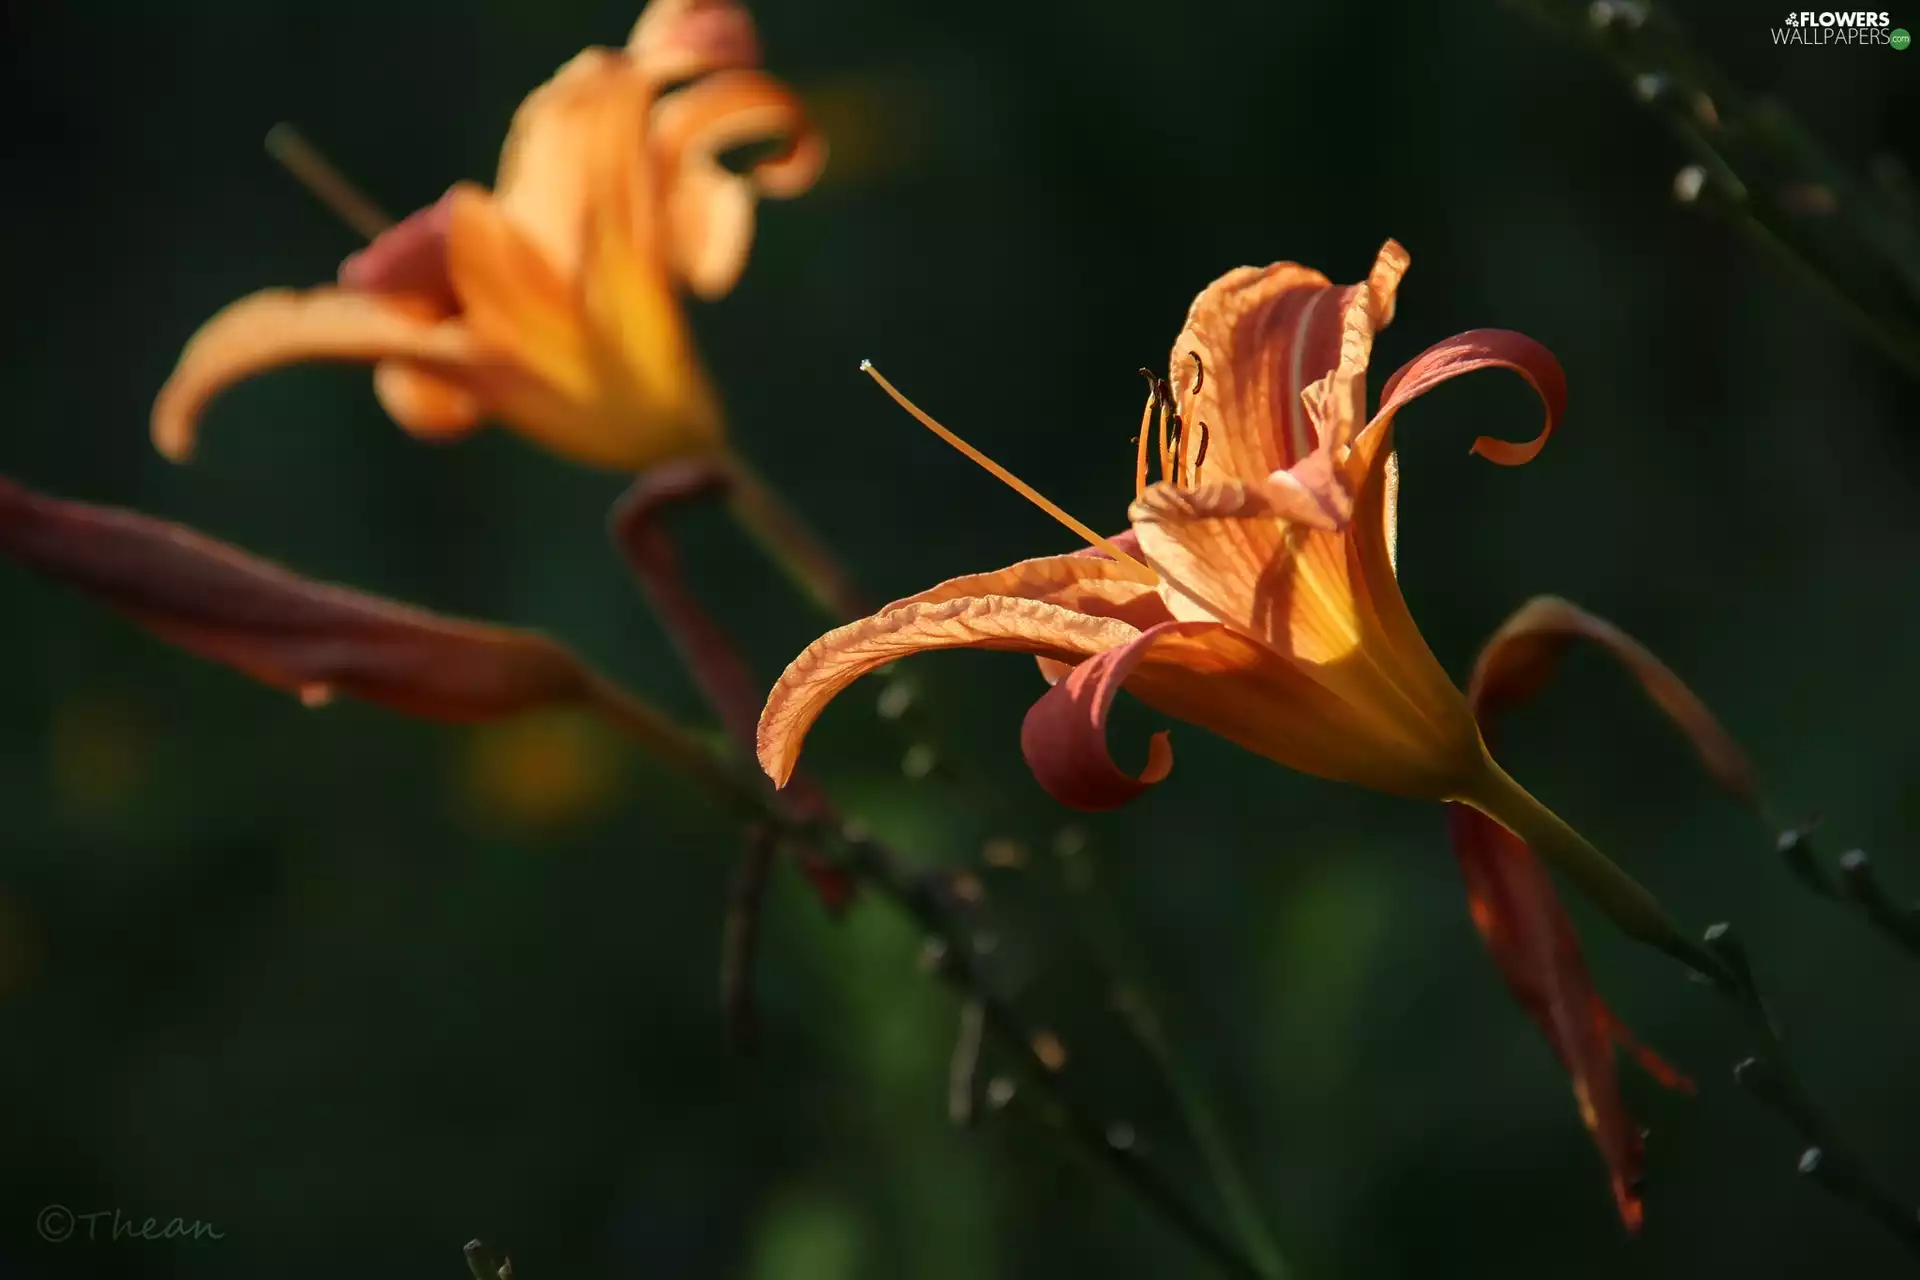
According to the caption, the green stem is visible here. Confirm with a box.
[1468,760,1734,986]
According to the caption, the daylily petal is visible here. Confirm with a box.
[1451,595,1711,1232]
[627,0,762,82]
[579,67,728,464]
[1129,477,1363,663]
[337,190,459,314]
[0,475,606,721]
[371,363,484,438]
[651,69,827,298]
[1088,615,1476,798]
[757,598,1141,787]
[151,287,482,461]
[1447,803,1690,1234]
[1019,621,1205,809]
[891,549,1165,622]
[1169,240,1409,482]
[490,48,646,281]
[1299,277,1383,460]
[1467,596,1759,804]
[892,544,1169,690]
[1130,450,1488,800]
[1368,328,1567,466]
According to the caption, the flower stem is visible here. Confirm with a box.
[1469,760,1734,986]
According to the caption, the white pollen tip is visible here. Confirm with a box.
[858,358,873,372]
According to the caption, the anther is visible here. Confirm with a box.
[1189,351,1205,394]
[1193,423,1210,469]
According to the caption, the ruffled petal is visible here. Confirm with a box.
[1167,240,1408,482]
[1019,621,1208,809]
[1447,804,1691,1234]
[151,287,481,462]
[891,548,1165,623]
[651,69,828,298]
[1468,595,1759,804]
[757,597,1141,786]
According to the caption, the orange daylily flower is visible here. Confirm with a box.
[760,238,1700,970]
[151,0,824,471]
[755,243,1729,1222]
[761,241,1566,809]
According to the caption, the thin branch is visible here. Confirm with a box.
[879,675,1287,1276]
[1709,924,1920,1257]
[1508,0,1920,382]
[949,999,986,1126]
[831,829,1267,1280]
[1774,824,1920,961]
[722,829,779,1052]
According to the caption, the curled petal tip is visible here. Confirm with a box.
[152,421,195,464]
[1018,623,1208,811]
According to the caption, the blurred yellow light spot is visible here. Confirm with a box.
[460,709,622,832]
[981,838,1028,869]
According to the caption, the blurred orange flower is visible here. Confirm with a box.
[759,241,1563,815]
[152,0,824,471]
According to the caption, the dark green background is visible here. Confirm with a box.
[3,0,1917,1275]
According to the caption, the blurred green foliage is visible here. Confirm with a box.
[3,0,1919,1276]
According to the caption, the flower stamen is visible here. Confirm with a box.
[860,362,1154,576]
[1134,369,1157,499]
